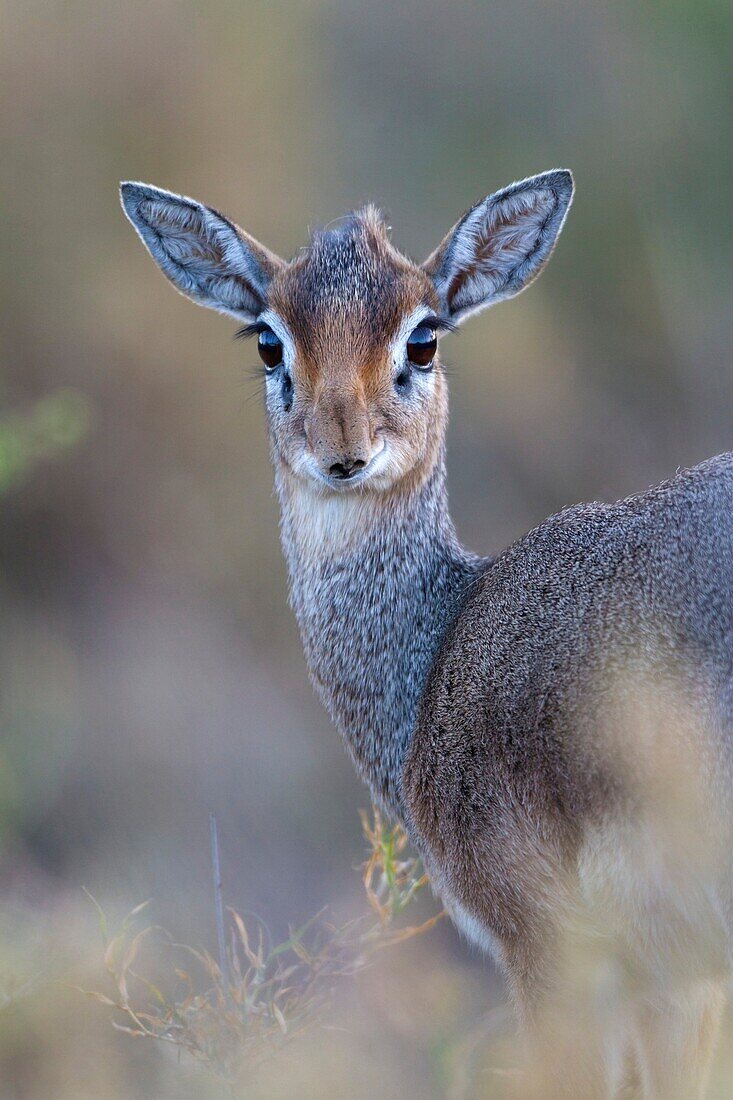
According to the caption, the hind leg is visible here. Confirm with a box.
[506,933,628,1099]
[632,980,725,1100]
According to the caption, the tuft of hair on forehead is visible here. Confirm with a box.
[310,203,390,248]
[270,203,438,364]
[303,203,397,303]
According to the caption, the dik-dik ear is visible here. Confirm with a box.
[120,182,283,322]
[423,170,574,323]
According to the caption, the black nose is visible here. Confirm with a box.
[328,458,366,480]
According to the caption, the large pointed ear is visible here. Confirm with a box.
[120,182,283,322]
[423,170,574,323]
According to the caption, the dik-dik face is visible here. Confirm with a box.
[121,171,573,494]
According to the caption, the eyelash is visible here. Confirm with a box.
[419,314,456,335]
[235,322,270,341]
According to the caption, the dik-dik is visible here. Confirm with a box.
[122,171,733,1098]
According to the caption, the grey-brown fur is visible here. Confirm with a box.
[278,454,482,815]
[121,170,732,1096]
[406,455,733,935]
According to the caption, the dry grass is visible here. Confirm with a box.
[79,807,443,1084]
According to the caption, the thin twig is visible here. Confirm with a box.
[209,813,231,993]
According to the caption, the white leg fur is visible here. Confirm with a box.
[632,981,726,1100]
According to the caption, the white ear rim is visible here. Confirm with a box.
[429,169,574,323]
[120,181,271,322]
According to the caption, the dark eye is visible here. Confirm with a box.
[406,325,437,369]
[258,327,283,370]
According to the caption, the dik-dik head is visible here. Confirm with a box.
[121,171,573,493]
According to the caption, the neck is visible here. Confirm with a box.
[276,453,483,819]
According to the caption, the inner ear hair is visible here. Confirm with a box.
[120,181,283,322]
[423,169,574,322]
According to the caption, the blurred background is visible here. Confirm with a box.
[1,0,733,1095]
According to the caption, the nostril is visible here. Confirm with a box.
[328,458,365,480]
